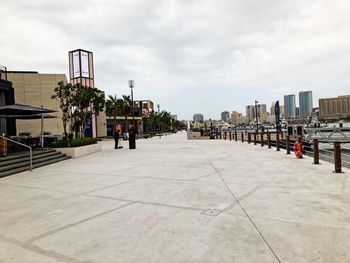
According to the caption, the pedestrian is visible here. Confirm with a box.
[113,129,120,149]
[294,137,303,158]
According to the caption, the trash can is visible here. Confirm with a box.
[129,129,136,149]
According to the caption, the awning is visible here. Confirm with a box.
[0,104,56,116]
[0,114,57,119]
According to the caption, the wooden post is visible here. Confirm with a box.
[313,139,319,164]
[334,142,342,173]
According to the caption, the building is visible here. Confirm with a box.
[299,91,313,118]
[0,65,16,135]
[170,114,178,121]
[319,95,350,120]
[6,71,67,136]
[284,94,296,119]
[221,111,230,122]
[246,105,255,122]
[134,100,154,117]
[193,113,204,122]
[230,111,242,125]
[246,104,266,122]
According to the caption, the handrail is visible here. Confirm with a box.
[0,135,32,171]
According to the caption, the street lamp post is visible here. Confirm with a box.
[128,80,136,149]
[129,80,135,131]
[157,104,161,138]
[255,100,259,134]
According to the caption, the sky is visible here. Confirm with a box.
[1,0,350,120]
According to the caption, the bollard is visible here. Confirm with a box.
[241,132,244,143]
[334,142,342,173]
[276,132,280,151]
[286,135,290,154]
[235,131,237,142]
[254,133,257,145]
[261,132,264,147]
[313,139,319,164]
[215,130,218,139]
[219,131,222,139]
[267,132,271,149]
[248,133,251,144]
[229,131,232,141]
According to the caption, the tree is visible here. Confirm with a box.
[106,95,123,134]
[72,84,105,137]
[51,81,74,140]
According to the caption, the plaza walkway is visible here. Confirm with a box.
[0,132,349,263]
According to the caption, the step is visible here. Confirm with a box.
[0,152,67,172]
[0,155,70,178]
[0,149,56,163]
[0,151,60,167]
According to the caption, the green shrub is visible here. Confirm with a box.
[50,137,97,148]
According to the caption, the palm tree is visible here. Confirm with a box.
[121,95,132,132]
[106,95,123,134]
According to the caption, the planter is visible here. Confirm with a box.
[54,143,102,158]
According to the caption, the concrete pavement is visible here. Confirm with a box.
[0,132,349,263]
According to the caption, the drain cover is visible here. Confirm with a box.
[201,209,223,216]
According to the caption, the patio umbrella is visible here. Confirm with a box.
[0,104,56,115]
[0,104,58,148]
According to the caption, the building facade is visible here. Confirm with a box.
[299,91,313,118]
[221,111,230,122]
[284,94,296,119]
[6,71,66,136]
[0,66,16,135]
[193,113,204,122]
[246,104,266,122]
[319,96,350,120]
[230,111,242,125]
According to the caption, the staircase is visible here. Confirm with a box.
[0,149,71,178]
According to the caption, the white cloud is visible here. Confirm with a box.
[1,0,350,119]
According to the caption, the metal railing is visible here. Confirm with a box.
[0,135,32,171]
[219,130,350,173]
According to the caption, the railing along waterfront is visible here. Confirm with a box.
[219,129,350,173]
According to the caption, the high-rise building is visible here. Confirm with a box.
[284,95,296,119]
[193,113,204,122]
[319,95,350,120]
[230,111,242,125]
[221,111,230,122]
[246,105,255,122]
[299,91,313,118]
[246,104,266,122]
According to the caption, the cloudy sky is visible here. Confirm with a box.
[1,0,350,120]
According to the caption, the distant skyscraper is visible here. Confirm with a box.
[246,104,266,122]
[246,105,255,121]
[284,94,296,119]
[299,91,313,118]
[221,111,230,122]
[193,113,204,122]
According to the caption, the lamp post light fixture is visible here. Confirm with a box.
[128,80,135,131]
[128,80,136,149]
[255,100,259,134]
[157,104,161,138]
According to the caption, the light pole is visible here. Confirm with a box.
[129,80,135,131]
[128,80,136,149]
[255,100,259,134]
[157,104,161,138]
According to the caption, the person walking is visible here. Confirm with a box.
[294,137,303,158]
[113,129,120,149]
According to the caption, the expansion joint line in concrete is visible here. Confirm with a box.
[199,147,282,263]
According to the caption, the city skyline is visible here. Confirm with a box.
[1,1,350,120]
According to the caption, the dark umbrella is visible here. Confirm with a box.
[0,104,58,148]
